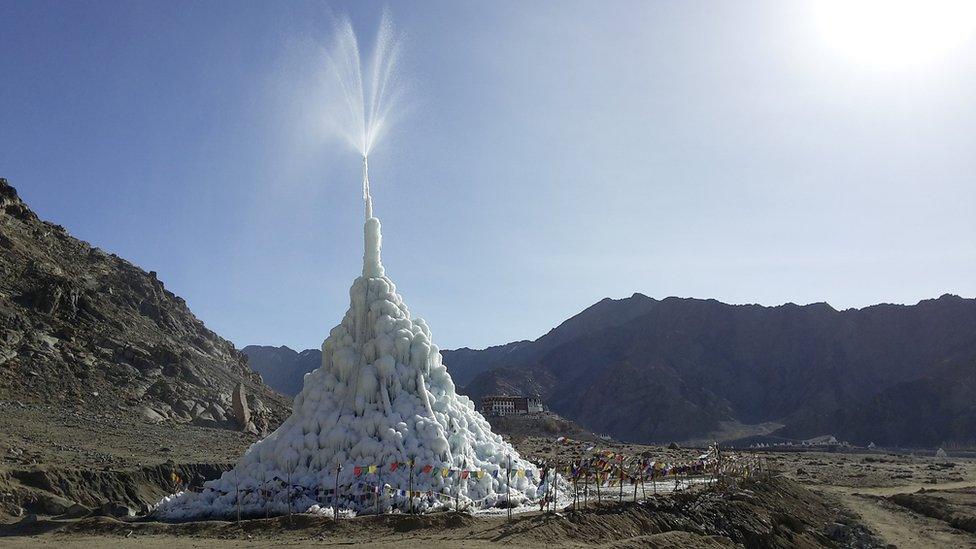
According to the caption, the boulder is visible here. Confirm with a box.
[97,500,134,518]
[825,521,851,542]
[232,382,251,429]
[139,406,165,423]
[174,399,195,414]
[63,503,91,518]
[155,402,173,418]
[208,404,226,422]
[34,494,74,515]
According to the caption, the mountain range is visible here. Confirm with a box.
[13,168,971,450]
[248,292,976,448]
[242,345,321,396]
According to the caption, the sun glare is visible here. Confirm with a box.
[811,0,976,69]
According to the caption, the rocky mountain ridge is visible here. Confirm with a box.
[243,292,976,447]
[242,345,321,396]
[448,293,976,447]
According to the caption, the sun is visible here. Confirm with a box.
[810,0,976,69]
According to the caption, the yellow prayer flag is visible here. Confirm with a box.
[441,468,449,477]
[368,465,377,474]
[476,470,485,479]
[516,469,525,478]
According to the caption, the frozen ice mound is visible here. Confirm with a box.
[153,217,538,520]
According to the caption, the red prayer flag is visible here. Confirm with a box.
[460,470,469,479]
[354,466,363,477]
[390,462,399,472]
[422,465,433,474]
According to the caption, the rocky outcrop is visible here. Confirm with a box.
[231,382,253,432]
[0,178,288,430]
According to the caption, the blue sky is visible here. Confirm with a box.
[2,1,974,351]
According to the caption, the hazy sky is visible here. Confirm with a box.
[2,1,974,351]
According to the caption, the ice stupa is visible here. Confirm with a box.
[154,168,539,520]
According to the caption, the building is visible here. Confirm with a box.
[481,395,544,416]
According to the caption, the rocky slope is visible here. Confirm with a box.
[447,293,976,447]
[0,178,289,433]
[438,340,533,387]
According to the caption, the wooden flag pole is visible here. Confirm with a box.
[652,461,658,495]
[618,467,623,503]
[506,456,512,522]
[454,461,461,513]
[287,468,293,525]
[375,466,382,515]
[333,463,341,522]
[408,458,414,515]
[596,472,602,505]
[640,461,647,501]
[264,468,270,520]
[715,444,721,487]
[572,463,578,511]
[632,469,638,503]
[235,471,241,522]
[552,457,559,513]
[583,469,589,509]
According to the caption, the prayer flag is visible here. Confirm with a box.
[368,465,377,474]
[423,465,433,474]
[354,466,363,477]
[390,462,399,472]
[460,470,469,479]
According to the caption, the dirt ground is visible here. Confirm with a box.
[0,400,263,470]
[770,450,976,548]
[1,474,878,548]
[2,401,975,547]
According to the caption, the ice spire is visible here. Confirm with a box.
[362,155,373,220]
[151,158,541,519]
[150,13,542,521]
[362,157,384,278]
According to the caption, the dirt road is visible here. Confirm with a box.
[821,479,976,497]
[831,491,976,549]
[811,479,976,548]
